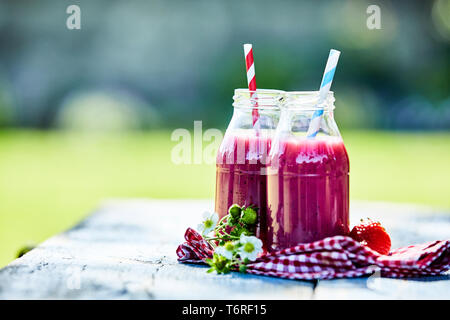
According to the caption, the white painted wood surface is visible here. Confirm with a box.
[0,200,448,299]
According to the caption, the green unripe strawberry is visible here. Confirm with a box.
[228,204,242,220]
[241,206,258,225]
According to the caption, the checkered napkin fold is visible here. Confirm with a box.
[176,228,450,280]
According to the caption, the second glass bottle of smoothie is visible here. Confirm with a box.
[267,91,349,251]
[215,89,282,246]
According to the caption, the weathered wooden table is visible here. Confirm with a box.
[0,200,449,299]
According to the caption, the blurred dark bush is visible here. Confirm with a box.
[0,0,448,130]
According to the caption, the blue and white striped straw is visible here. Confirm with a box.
[306,49,341,138]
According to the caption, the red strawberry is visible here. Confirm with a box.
[349,219,391,255]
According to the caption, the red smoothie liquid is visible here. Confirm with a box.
[215,132,271,245]
[267,136,349,250]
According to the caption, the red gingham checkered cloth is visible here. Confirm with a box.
[176,228,450,280]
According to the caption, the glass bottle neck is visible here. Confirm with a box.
[277,91,341,138]
[225,90,341,137]
[228,89,283,132]
[232,88,284,109]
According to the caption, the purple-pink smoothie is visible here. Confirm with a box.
[266,136,349,251]
[215,132,271,245]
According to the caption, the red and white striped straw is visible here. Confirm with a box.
[243,44,259,125]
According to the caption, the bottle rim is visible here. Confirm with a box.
[233,88,284,109]
[283,91,335,111]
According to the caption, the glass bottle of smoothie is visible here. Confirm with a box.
[215,89,283,246]
[266,91,349,251]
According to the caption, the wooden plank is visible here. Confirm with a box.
[314,201,450,299]
[350,201,450,247]
[313,275,450,300]
[0,200,448,299]
[0,200,314,299]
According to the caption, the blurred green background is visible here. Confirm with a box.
[0,0,449,267]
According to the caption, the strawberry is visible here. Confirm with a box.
[349,218,391,255]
